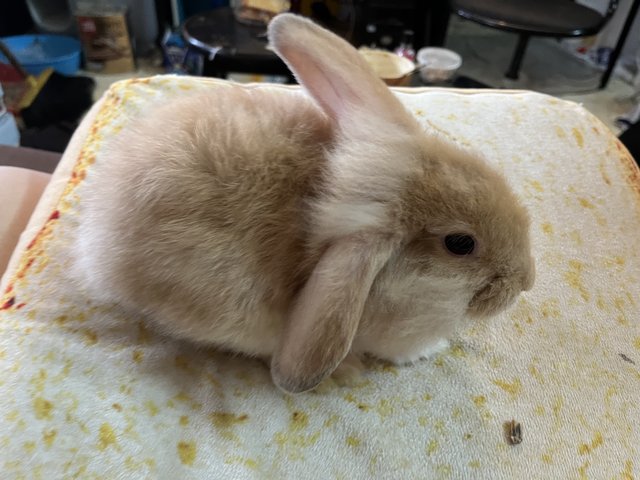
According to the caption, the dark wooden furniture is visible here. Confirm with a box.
[450,0,619,81]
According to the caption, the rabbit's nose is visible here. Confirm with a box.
[522,257,535,291]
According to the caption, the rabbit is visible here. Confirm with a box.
[72,13,535,394]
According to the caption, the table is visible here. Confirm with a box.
[182,7,293,80]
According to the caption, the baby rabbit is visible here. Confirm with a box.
[73,13,534,393]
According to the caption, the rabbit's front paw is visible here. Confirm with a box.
[387,338,450,365]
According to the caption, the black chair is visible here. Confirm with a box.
[450,0,618,81]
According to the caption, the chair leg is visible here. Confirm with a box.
[505,34,530,80]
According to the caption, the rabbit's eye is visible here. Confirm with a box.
[444,234,475,256]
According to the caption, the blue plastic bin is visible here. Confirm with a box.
[0,34,81,76]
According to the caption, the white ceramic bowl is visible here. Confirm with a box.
[358,47,415,86]
[416,47,462,83]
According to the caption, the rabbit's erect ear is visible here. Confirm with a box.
[271,236,398,393]
[268,13,411,125]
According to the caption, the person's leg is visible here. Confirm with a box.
[0,166,51,275]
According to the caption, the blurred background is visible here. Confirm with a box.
[1,0,639,154]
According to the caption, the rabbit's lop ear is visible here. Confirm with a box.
[272,236,398,393]
[268,13,411,125]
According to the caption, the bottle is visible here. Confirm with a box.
[395,29,415,62]
[0,85,20,147]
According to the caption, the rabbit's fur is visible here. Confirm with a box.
[73,14,534,393]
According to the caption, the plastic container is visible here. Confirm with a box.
[416,47,462,84]
[0,34,81,76]
[358,47,415,86]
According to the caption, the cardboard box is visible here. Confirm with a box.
[76,13,135,73]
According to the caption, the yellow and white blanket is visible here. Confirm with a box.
[1,76,638,479]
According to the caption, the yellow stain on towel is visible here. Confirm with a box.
[528,364,544,384]
[324,414,339,428]
[124,456,157,472]
[604,386,617,408]
[42,428,57,447]
[5,410,19,421]
[376,399,393,419]
[173,392,202,410]
[598,161,612,186]
[291,411,309,430]
[33,397,53,420]
[449,344,466,358]
[564,260,590,302]
[23,441,36,453]
[52,359,73,383]
[426,439,438,455]
[98,423,118,451]
[568,230,583,246]
[555,126,566,138]
[273,424,321,460]
[369,361,398,375]
[528,179,544,192]
[578,198,595,209]
[572,128,584,148]
[346,436,361,447]
[244,458,258,469]
[177,441,196,466]
[210,412,249,429]
[132,350,144,363]
[179,415,189,426]
[29,369,47,392]
[491,379,522,398]
[471,395,492,421]
[81,329,98,346]
[224,454,258,470]
[144,400,159,417]
[633,337,640,350]
[578,460,590,479]
[472,395,486,407]
[605,256,626,268]
[552,396,564,421]
[209,411,248,441]
[612,296,629,325]
[540,299,561,319]
[344,393,371,411]
[541,222,553,235]
[578,431,603,455]
[622,460,633,480]
[436,464,452,476]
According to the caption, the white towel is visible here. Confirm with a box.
[1,76,638,479]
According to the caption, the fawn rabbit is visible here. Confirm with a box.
[73,13,534,393]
